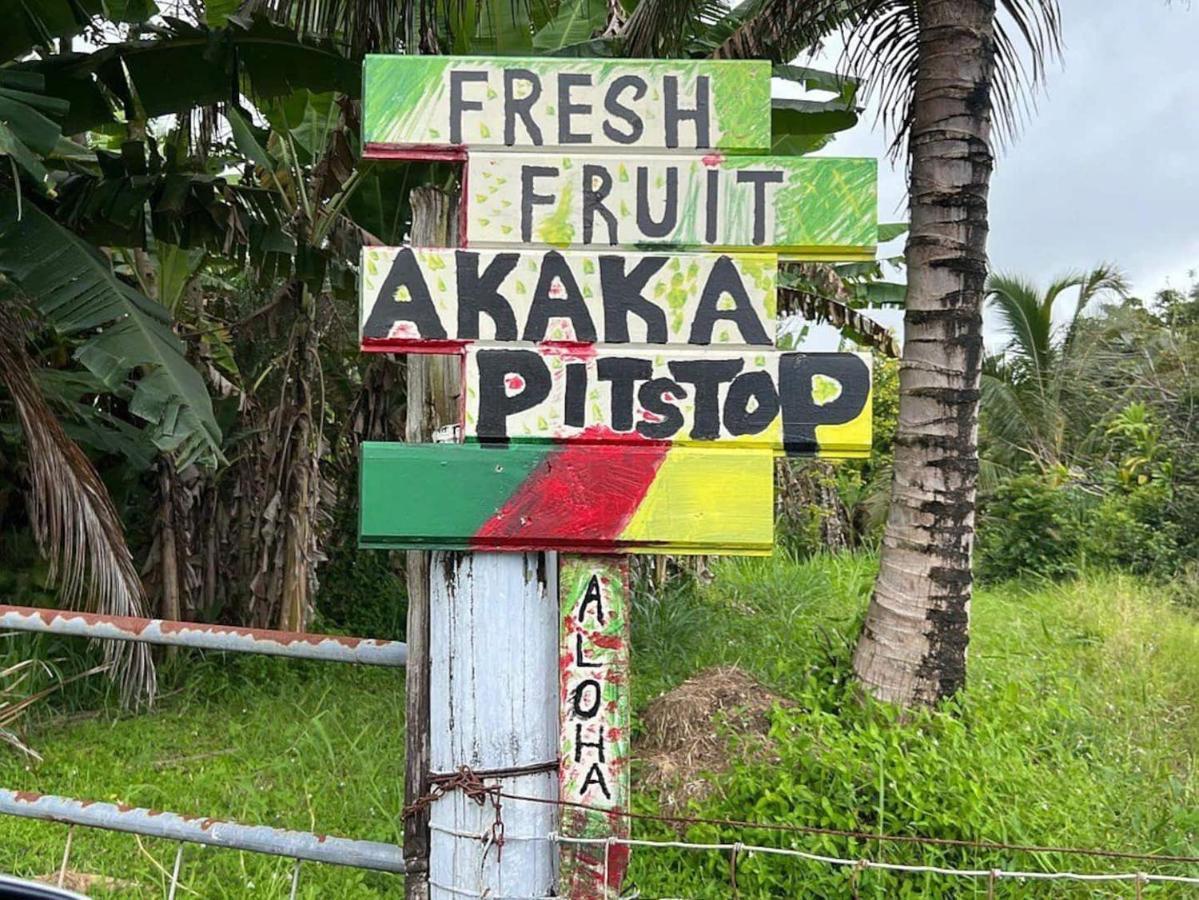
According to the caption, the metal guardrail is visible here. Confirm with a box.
[0,790,407,874]
[0,603,409,885]
[0,605,407,667]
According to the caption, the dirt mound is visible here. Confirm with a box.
[636,666,793,818]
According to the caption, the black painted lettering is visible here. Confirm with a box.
[668,358,744,440]
[520,166,558,243]
[664,74,710,148]
[449,70,487,145]
[574,723,606,762]
[597,356,653,432]
[735,169,785,245]
[689,255,771,345]
[474,349,552,440]
[558,72,592,144]
[779,353,871,455]
[636,166,678,238]
[723,370,780,436]
[575,632,603,668]
[564,362,587,428]
[583,164,618,245]
[503,69,543,146]
[523,251,596,342]
[705,168,720,244]
[577,574,606,623]
[636,377,686,440]
[363,248,446,341]
[599,255,667,343]
[602,75,646,144]
[456,252,519,340]
[571,679,603,719]
[579,762,612,799]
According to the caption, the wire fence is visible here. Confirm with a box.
[428,823,1199,898]
[422,782,1199,899]
[7,769,1199,897]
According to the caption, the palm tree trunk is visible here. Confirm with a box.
[852,0,995,706]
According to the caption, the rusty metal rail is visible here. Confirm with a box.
[0,605,407,667]
[0,789,407,873]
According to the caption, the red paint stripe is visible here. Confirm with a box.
[360,338,468,354]
[362,143,468,162]
[475,429,670,545]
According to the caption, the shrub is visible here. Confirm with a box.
[1082,482,1180,576]
[977,471,1084,581]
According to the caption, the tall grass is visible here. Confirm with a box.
[628,557,1199,897]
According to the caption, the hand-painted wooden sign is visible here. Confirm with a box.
[358,441,774,555]
[466,152,877,260]
[559,556,630,898]
[360,247,776,353]
[363,56,771,153]
[463,347,873,457]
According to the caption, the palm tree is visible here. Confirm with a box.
[664,0,1065,706]
[982,264,1130,470]
[839,2,1064,707]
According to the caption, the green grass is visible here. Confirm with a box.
[0,656,405,898]
[0,555,1196,897]
[629,554,1199,897]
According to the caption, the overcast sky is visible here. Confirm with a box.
[794,0,1198,349]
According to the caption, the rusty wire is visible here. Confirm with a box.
[491,787,1199,867]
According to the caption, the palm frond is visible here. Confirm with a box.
[1059,263,1128,357]
[623,0,730,56]
[710,0,1061,157]
[986,271,1053,380]
[0,319,156,707]
[778,284,899,358]
[710,0,856,63]
[242,0,415,54]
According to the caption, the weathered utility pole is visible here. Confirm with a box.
[404,187,558,899]
[429,553,558,894]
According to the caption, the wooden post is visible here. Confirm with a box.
[404,186,459,900]
[429,552,559,896]
[403,191,558,900]
[559,556,631,898]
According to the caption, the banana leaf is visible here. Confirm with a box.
[0,192,223,467]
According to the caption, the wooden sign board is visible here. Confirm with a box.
[466,152,877,260]
[463,347,873,458]
[358,441,774,555]
[360,247,776,353]
[363,56,771,153]
[559,556,630,897]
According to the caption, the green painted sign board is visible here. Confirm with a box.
[466,152,877,259]
[363,56,772,152]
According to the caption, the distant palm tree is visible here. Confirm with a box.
[982,264,1130,470]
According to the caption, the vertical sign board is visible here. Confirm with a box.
[559,557,631,897]
[359,55,878,900]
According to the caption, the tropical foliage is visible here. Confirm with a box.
[0,0,885,722]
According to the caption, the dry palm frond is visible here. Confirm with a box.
[0,318,156,707]
[778,263,900,358]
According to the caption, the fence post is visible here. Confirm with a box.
[404,185,459,900]
[429,552,559,897]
